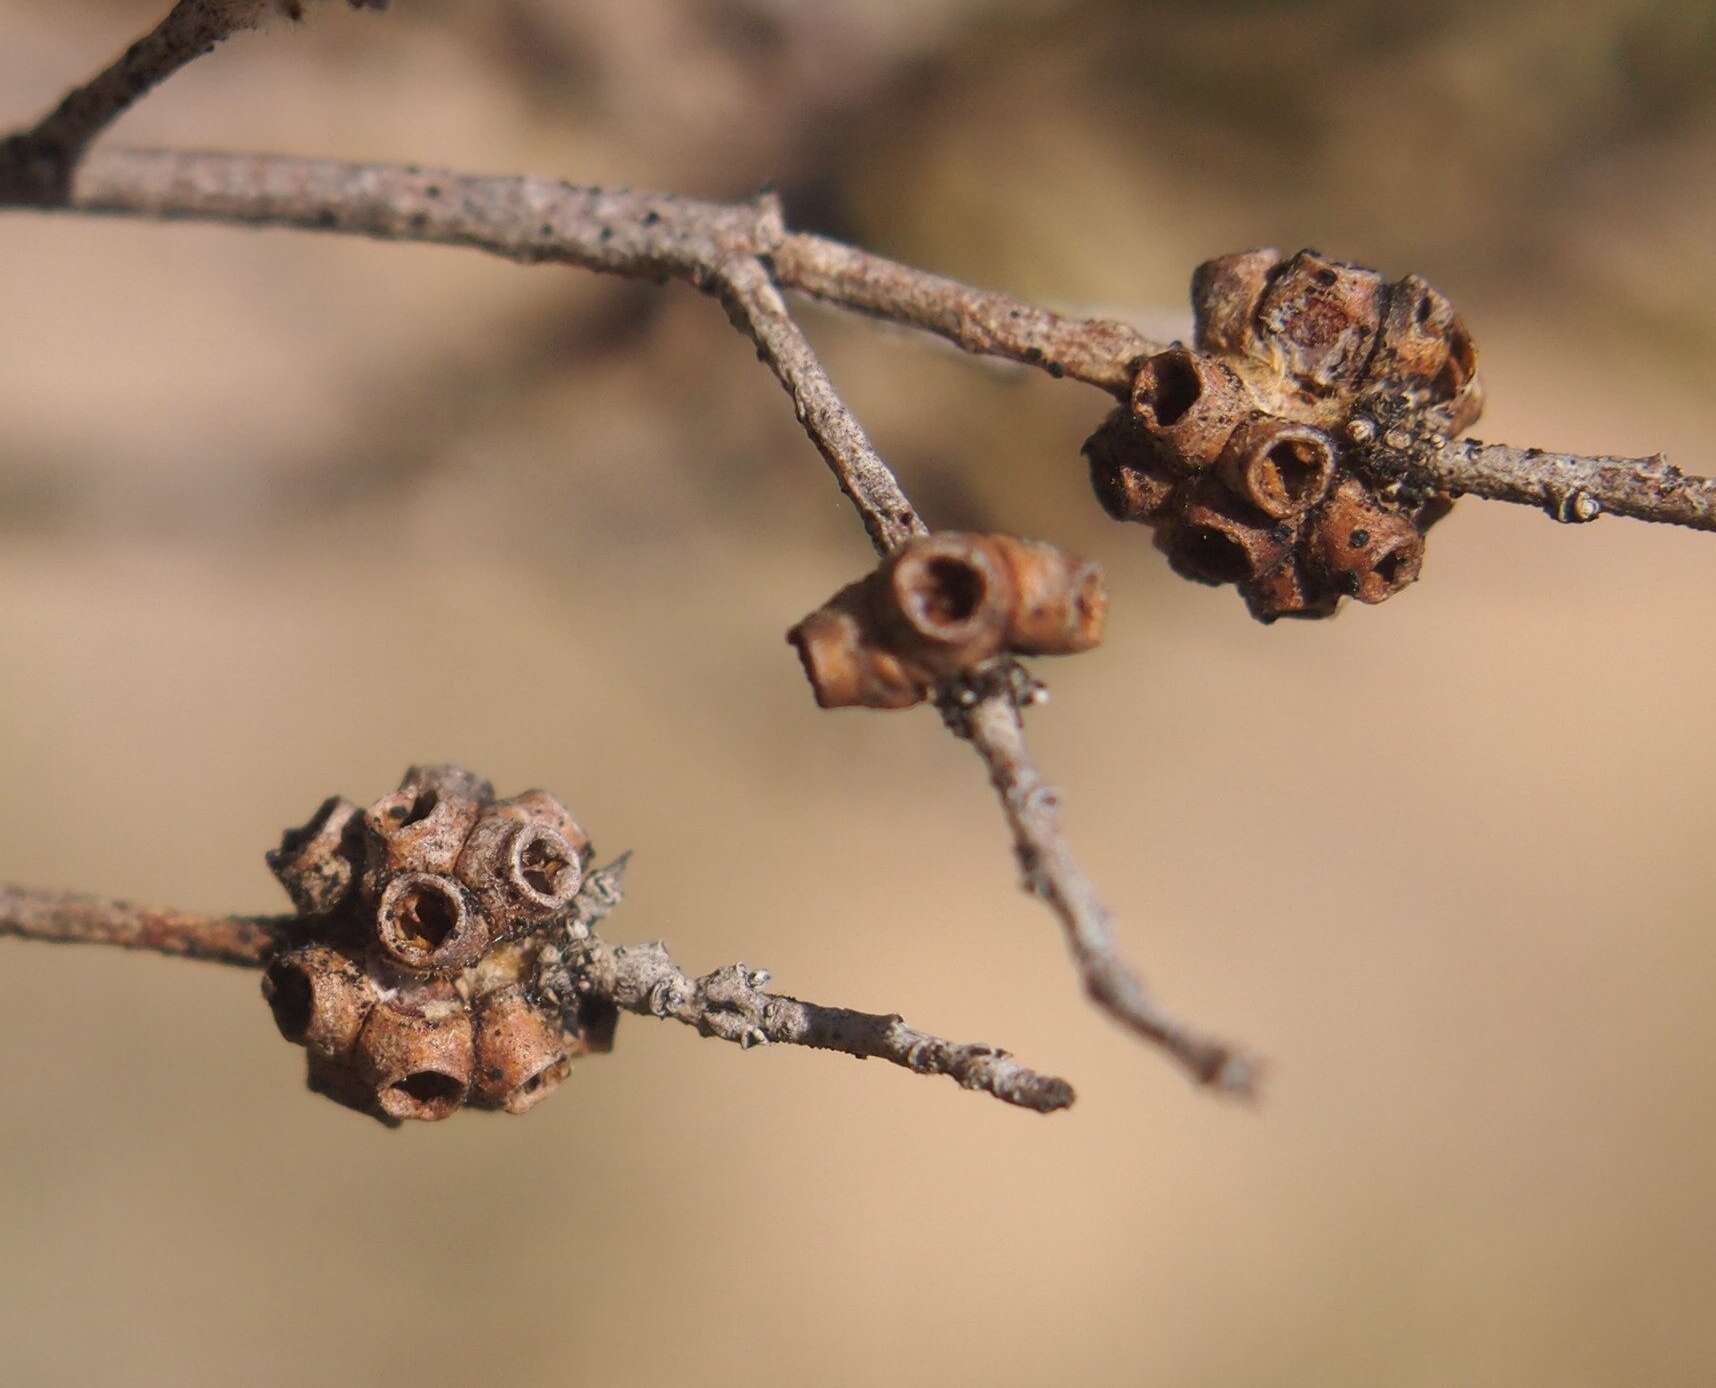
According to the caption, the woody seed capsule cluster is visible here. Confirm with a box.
[787,531,1107,709]
[1084,248,1484,621]
[261,764,607,1123]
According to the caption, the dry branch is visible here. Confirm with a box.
[0,863,1074,1114]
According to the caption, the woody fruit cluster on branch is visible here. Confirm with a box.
[1085,249,1483,621]
[261,764,614,1123]
[787,532,1107,710]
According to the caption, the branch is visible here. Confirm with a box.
[0,1,268,204]
[771,232,1159,396]
[718,256,1250,1091]
[0,883,292,966]
[953,688,1256,1092]
[0,864,1073,1113]
[712,254,928,553]
[1415,439,1716,532]
[570,936,1075,1114]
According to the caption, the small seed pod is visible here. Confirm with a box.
[495,790,592,866]
[1371,274,1477,394]
[262,944,377,1061]
[455,811,583,940]
[362,765,489,892]
[1131,347,1253,469]
[266,796,363,917]
[1082,408,1180,523]
[1240,557,1339,623]
[989,535,1107,655]
[875,532,1016,678]
[1217,416,1338,520]
[1255,251,1386,394]
[1191,246,1280,356]
[787,599,924,710]
[471,986,572,1114]
[1304,478,1425,604]
[354,983,475,1122]
[1165,479,1297,587]
[375,871,489,974]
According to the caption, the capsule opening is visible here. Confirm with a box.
[1141,352,1201,426]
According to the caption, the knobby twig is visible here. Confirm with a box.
[0,883,291,967]
[0,860,1075,1113]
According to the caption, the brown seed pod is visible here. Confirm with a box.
[266,796,363,917]
[261,944,376,1060]
[1191,247,1280,356]
[1165,479,1297,587]
[1217,417,1338,520]
[362,764,489,893]
[494,789,592,866]
[787,598,924,710]
[454,812,583,940]
[874,532,1016,678]
[1082,408,1179,523]
[1131,347,1253,469]
[989,536,1107,655]
[374,871,489,974]
[1371,274,1477,398]
[1304,478,1425,604]
[354,983,474,1122]
[470,986,572,1114]
[1255,251,1386,394]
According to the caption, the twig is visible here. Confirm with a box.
[953,691,1256,1093]
[0,864,1072,1112]
[0,2,265,204]
[0,883,292,967]
[770,232,1159,396]
[720,257,1250,1090]
[569,936,1075,1114]
[1415,439,1716,532]
[712,254,928,553]
[7,146,1709,533]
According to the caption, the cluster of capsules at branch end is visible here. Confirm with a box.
[260,765,616,1125]
[787,531,1107,710]
[1083,248,1485,621]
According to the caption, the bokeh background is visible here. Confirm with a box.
[3,2,1715,1384]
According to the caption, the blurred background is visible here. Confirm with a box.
[3,2,1715,1384]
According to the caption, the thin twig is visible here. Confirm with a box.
[0,2,265,204]
[712,254,928,553]
[1416,439,1716,532]
[954,692,1257,1093]
[719,258,1249,1090]
[773,232,1160,396]
[569,936,1075,1114]
[6,145,1708,532]
[0,883,292,967]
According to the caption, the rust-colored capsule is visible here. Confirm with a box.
[1191,246,1280,356]
[375,871,489,974]
[362,764,488,892]
[261,944,377,1060]
[1240,558,1339,623]
[1255,251,1386,394]
[990,536,1107,655]
[266,796,363,917]
[1130,346,1252,469]
[471,986,572,1114]
[354,984,474,1122]
[1082,408,1180,523]
[1217,416,1338,520]
[494,790,592,867]
[1304,478,1425,604]
[875,532,1015,678]
[1371,274,1477,396]
[787,599,924,711]
[454,812,583,940]
[1165,479,1297,587]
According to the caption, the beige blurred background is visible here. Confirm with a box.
[3,2,1715,1384]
